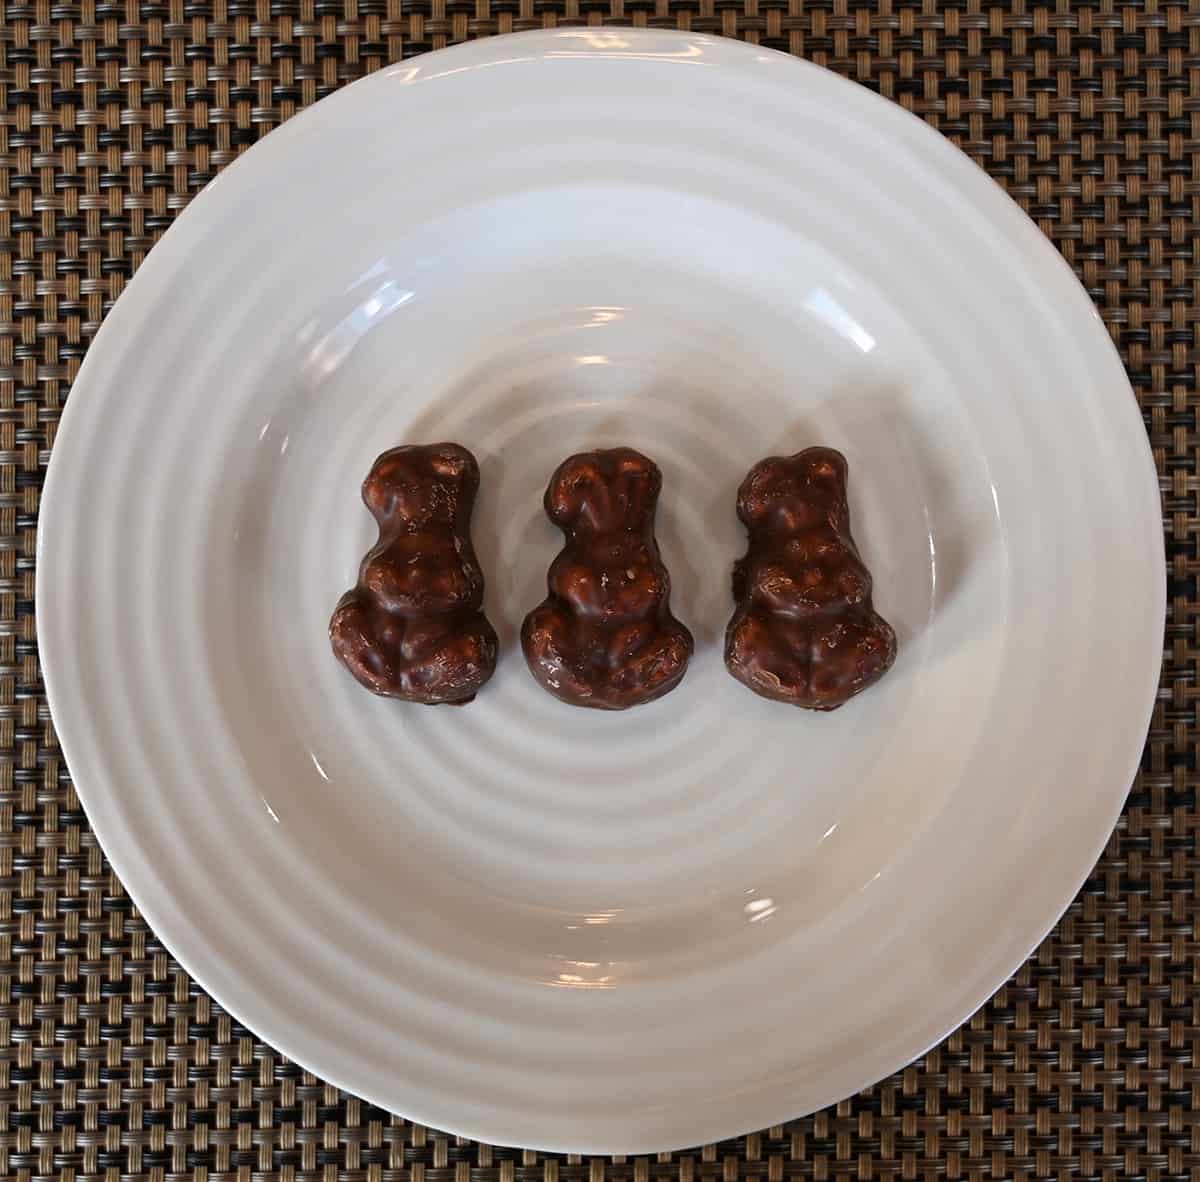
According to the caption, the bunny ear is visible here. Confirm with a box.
[545,453,608,528]
[361,446,412,514]
[426,442,477,484]
[736,458,781,525]
[610,449,660,519]
[796,446,848,487]
[366,444,409,482]
[794,448,851,531]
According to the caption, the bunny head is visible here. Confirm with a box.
[736,447,850,535]
[544,447,662,535]
[361,442,479,531]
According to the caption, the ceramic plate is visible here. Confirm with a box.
[38,29,1164,1153]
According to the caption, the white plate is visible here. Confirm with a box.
[38,29,1164,1154]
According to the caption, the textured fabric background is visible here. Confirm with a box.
[0,3,1184,1178]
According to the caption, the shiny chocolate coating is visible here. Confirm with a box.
[521,448,694,710]
[725,447,896,709]
[330,443,498,705]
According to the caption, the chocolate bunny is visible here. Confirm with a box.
[522,448,694,709]
[725,446,896,709]
[330,443,498,705]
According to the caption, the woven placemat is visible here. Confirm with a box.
[0,3,1184,1179]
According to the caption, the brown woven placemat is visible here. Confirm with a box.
[0,3,1184,1178]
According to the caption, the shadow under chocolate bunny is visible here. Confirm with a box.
[752,383,975,654]
[821,384,974,621]
[409,379,767,655]
[407,381,555,651]
[474,448,551,650]
[402,364,974,667]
